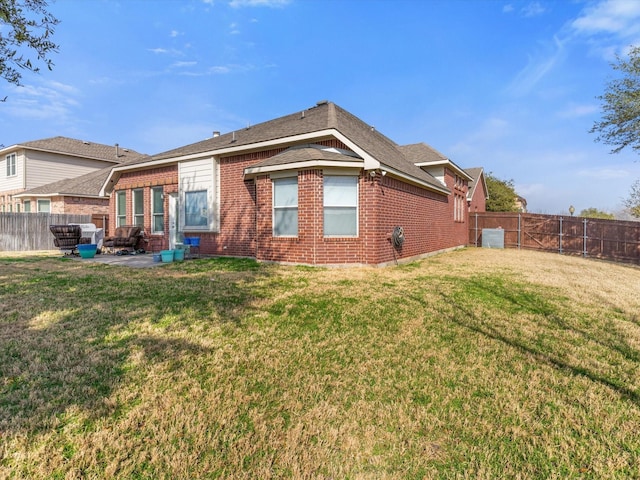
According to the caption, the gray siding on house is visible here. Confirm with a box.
[25,151,113,190]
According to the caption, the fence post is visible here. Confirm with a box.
[517,213,521,250]
[474,213,478,247]
[583,218,588,258]
[559,216,563,254]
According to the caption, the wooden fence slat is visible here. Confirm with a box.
[470,212,640,265]
[0,213,94,251]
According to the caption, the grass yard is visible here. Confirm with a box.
[0,248,639,479]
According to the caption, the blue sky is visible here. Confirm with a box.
[2,0,640,215]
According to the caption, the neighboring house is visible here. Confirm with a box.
[0,137,144,213]
[515,195,527,213]
[101,101,485,266]
[465,167,489,214]
[13,167,121,218]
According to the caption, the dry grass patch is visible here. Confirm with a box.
[0,249,639,478]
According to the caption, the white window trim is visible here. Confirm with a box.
[6,153,16,177]
[37,199,50,213]
[323,173,359,238]
[151,187,164,234]
[272,175,299,237]
[116,190,126,227]
[178,158,219,232]
[132,188,144,227]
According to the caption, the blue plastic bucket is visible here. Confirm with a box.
[78,244,97,258]
[174,248,185,262]
[160,249,174,263]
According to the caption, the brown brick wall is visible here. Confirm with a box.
[108,150,470,265]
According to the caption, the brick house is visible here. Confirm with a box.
[1,137,146,214]
[465,167,489,214]
[101,101,482,266]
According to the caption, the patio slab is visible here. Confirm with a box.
[72,252,165,268]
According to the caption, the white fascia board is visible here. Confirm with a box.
[381,165,450,195]
[414,160,473,181]
[244,160,363,178]
[13,192,105,199]
[0,144,20,155]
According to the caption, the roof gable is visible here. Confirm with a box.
[7,136,145,164]
[112,101,449,194]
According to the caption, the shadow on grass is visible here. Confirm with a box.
[410,275,640,406]
[0,256,268,438]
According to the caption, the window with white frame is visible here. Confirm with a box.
[323,175,358,236]
[132,188,144,227]
[6,154,16,177]
[37,199,50,213]
[179,158,217,231]
[23,200,31,213]
[151,187,164,234]
[272,176,298,237]
[185,190,208,227]
[116,190,126,226]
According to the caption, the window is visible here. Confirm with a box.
[132,188,144,227]
[454,193,465,222]
[179,158,217,231]
[116,190,126,226]
[37,199,50,213]
[323,175,358,236]
[273,176,298,237]
[6,154,16,177]
[23,200,31,213]
[152,187,164,234]
[15,203,20,213]
[185,190,208,227]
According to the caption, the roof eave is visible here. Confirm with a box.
[380,165,450,195]
[244,159,364,179]
[415,160,474,181]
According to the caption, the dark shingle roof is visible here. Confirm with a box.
[120,102,448,193]
[17,136,144,164]
[465,167,488,201]
[398,143,449,163]
[248,144,362,169]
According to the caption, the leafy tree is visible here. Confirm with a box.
[590,46,640,154]
[485,173,519,212]
[623,179,640,218]
[0,0,59,95]
[578,207,615,219]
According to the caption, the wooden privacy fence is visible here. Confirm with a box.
[0,213,109,252]
[470,212,640,265]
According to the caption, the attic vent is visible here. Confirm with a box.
[213,131,220,138]
[83,141,90,145]
[316,99,328,106]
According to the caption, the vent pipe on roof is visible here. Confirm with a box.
[115,143,120,157]
[213,131,220,138]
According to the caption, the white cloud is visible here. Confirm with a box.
[503,4,514,14]
[570,0,640,58]
[522,2,546,17]
[577,166,631,180]
[171,61,198,68]
[170,30,181,38]
[572,0,640,36]
[4,80,81,125]
[507,35,567,96]
[557,103,599,118]
[229,0,291,8]
[148,47,183,56]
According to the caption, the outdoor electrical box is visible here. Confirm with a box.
[482,228,505,249]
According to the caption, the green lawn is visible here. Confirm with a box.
[0,249,639,479]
